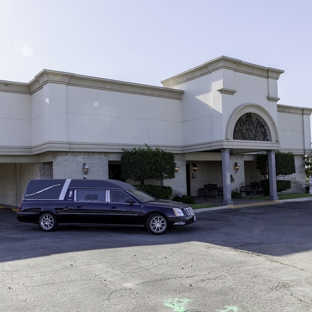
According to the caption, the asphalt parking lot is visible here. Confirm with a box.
[1,201,312,312]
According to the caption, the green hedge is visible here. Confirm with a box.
[231,190,242,198]
[260,179,291,195]
[172,195,195,204]
[135,185,172,199]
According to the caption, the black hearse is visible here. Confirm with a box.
[17,179,196,234]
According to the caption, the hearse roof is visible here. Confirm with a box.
[23,179,134,200]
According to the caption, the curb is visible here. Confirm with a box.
[195,197,312,213]
[0,206,19,212]
[228,200,281,209]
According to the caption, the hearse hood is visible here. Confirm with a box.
[145,199,189,209]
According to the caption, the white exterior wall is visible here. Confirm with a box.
[166,68,281,146]
[32,84,68,145]
[31,89,44,146]
[278,113,304,151]
[65,86,183,147]
[177,75,214,146]
[0,92,32,146]
[277,109,312,154]
[43,84,68,142]
[222,72,279,134]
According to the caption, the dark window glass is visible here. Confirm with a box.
[75,189,106,202]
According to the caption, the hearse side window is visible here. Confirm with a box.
[75,189,106,202]
[109,190,133,203]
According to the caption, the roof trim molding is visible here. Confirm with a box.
[161,56,284,88]
[277,104,312,115]
[27,70,184,99]
[0,80,30,94]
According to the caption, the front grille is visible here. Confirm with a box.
[184,207,194,216]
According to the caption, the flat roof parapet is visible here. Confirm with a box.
[161,56,284,88]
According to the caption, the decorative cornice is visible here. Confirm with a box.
[0,80,30,94]
[161,56,284,87]
[181,139,281,153]
[27,70,184,99]
[277,104,312,115]
[30,141,184,155]
[0,139,309,156]
[218,88,236,95]
[0,145,32,155]
[267,96,280,102]
[0,140,304,158]
[0,70,184,100]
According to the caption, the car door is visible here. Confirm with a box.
[71,189,108,224]
[107,190,144,225]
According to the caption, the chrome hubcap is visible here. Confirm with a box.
[40,214,54,230]
[150,216,166,233]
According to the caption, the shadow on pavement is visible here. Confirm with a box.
[1,200,312,263]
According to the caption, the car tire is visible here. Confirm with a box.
[39,212,58,231]
[146,213,168,235]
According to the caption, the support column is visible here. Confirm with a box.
[268,150,278,200]
[222,149,233,205]
[16,163,21,206]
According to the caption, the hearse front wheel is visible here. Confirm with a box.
[39,212,57,231]
[146,214,168,235]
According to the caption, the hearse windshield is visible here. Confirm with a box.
[128,188,155,202]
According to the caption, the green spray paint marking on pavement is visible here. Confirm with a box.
[217,306,239,312]
[164,298,191,312]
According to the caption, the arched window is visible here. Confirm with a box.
[233,113,271,141]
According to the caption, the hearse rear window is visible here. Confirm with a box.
[75,189,106,202]
[24,179,66,200]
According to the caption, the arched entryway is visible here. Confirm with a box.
[222,104,280,204]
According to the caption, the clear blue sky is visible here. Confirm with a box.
[1,0,311,108]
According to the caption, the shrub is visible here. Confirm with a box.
[135,185,172,199]
[172,195,195,204]
[256,151,295,177]
[260,180,291,195]
[231,190,242,198]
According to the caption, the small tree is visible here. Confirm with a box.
[304,154,312,179]
[121,145,175,185]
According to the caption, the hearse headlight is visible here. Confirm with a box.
[172,208,184,216]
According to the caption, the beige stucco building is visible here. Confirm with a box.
[0,56,311,206]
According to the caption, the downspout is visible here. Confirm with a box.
[302,108,306,156]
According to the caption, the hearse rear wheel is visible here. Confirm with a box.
[146,214,167,235]
[39,212,58,231]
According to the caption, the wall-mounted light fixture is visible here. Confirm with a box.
[83,162,89,176]
[234,162,240,173]
[192,163,197,172]
[174,162,179,173]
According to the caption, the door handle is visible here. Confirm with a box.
[110,206,116,209]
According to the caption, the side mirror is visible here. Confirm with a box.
[126,199,135,205]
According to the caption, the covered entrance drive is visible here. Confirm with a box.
[186,104,281,205]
